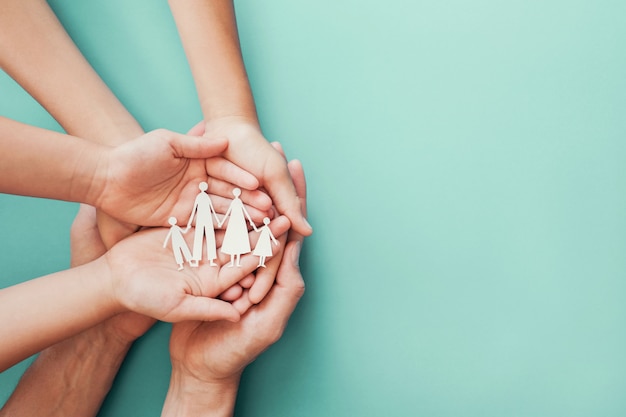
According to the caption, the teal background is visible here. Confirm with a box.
[1,0,626,415]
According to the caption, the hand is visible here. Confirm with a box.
[92,128,262,232]
[241,142,302,304]
[94,127,272,248]
[204,117,312,237]
[163,159,307,415]
[105,226,279,323]
[71,204,155,343]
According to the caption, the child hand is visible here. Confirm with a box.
[203,117,312,237]
[93,128,272,248]
[105,227,260,323]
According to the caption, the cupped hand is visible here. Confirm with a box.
[94,128,272,248]
[204,117,312,237]
[168,157,308,383]
[105,226,259,323]
[169,239,304,382]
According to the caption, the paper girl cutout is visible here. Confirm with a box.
[218,188,258,267]
[186,181,220,267]
[252,217,278,268]
[163,217,193,270]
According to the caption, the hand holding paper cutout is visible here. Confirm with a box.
[161,159,308,415]
[203,118,312,236]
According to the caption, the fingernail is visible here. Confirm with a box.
[304,217,313,232]
[291,241,302,268]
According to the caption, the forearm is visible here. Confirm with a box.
[168,0,258,123]
[0,325,131,417]
[161,372,240,417]
[0,0,143,145]
[0,117,105,204]
[0,258,120,372]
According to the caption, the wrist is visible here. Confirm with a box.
[162,369,241,417]
[204,115,260,132]
[90,254,125,318]
[72,140,111,208]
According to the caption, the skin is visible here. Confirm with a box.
[161,159,308,417]
[0,118,263,229]
[0,221,284,373]
[168,0,313,238]
[0,1,307,414]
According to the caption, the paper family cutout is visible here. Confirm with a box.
[163,182,279,271]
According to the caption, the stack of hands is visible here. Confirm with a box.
[0,0,312,416]
[0,122,311,416]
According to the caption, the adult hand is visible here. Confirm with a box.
[161,159,307,416]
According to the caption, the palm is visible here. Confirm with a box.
[170,308,269,381]
[102,143,210,227]
[106,227,266,322]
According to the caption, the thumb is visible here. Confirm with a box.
[169,133,228,159]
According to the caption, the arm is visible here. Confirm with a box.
[0,323,131,417]
[0,117,104,203]
[0,119,256,227]
[168,0,312,237]
[1,206,145,417]
[0,223,290,372]
[0,0,143,145]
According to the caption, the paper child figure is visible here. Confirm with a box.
[186,181,220,267]
[252,217,279,268]
[218,188,258,267]
[163,216,193,271]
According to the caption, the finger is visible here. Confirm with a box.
[96,211,140,249]
[288,159,308,218]
[71,204,107,267]
[169,133,228,159]
[254,241,305,327]
[286,159,308,244]
[239,275,255,289]
[245,216,290,304]
[231,289,254,315]
[264,153,312,237]
[186,121,206,136]
[219,283,244,301]
[270,141,286,159]
[209,194,271,223]
[249,233,287,304]
[206,175,271,211]
[165,296,240,323]
[206,157,259,190]
[212,253,265,295]
[246,215,291,249]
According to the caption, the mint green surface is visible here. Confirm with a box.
[2,0,626,415]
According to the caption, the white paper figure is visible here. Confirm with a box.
[218,188,258,267]
[253,217,279,268]
[186,182,220,267]
[163,217,193,271]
